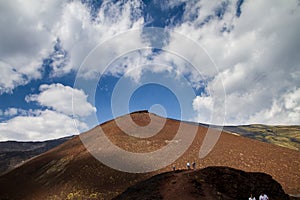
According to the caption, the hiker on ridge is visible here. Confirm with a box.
[192,162,196,169]
[259,193,269,200]
[187,162,191,170]
[249,194,256,200]
[172,165,176,171]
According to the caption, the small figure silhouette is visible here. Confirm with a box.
[172,165,176,171]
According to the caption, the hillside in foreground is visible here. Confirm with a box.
[0,111,299,199]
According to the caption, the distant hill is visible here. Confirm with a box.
[222,125,300,151]
[175,119,300,151]
[113,166,289,200]
[0,111,299,199]
[0,136,74,175]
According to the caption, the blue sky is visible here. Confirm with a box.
[0,0,299,141]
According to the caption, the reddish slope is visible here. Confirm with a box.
[0,111,299,199]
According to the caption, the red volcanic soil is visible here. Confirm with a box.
[0,111,299,199]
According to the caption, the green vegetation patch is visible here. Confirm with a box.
[228,125,300,151]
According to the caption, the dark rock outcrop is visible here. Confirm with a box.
[114,166,290,200]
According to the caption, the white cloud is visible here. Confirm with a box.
[0,0,64,93]
[0,83,95,141]
[0,0,145,93]
[192,95,213,123]
[0,109,87,141]
[170,0,300,125]
[53,0,145,78]
[284,88,300,111]
[0,108,29,120]
[26,83,96,117]
[247,88,299,125]
[0,0,147,141]
[0,61,27,94]
[1,0,299,128]
[3,108,18,116]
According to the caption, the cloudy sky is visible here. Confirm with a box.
[0,0,299,141]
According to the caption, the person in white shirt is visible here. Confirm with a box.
[259,193,269,200]
[186,162,191,170]
[249,193,256,200]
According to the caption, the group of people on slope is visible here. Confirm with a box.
[249,193,269,200]
[172,161,196,171]
[186,161,196,170]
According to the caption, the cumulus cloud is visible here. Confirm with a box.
[0,0,145,93]
[192,95,214,123]
[245,88,300,125]
[0,0,146,141]
[0,83,95,141]
[0,0,64,93]
[0,109,87,141]
[284,88,300,111]
[2,108,27,117]
[170,0,300,125]
[1,0,299,137]
[26,83,96,117]
[53,0,145,78]
[0,61,27,94]
[0,108,29,123]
